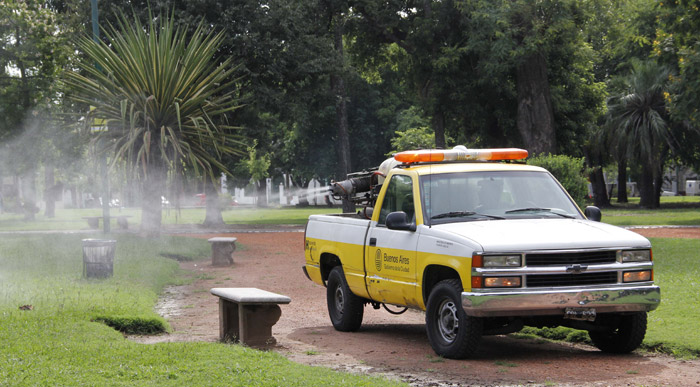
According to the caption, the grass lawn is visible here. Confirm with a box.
[643,237,700,357]
[0,233,403,386]
[0,207,341,231]
[601,196,700,226]
[166,206,341,225]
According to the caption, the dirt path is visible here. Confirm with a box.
[148,228,700,386]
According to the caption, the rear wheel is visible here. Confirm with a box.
[425,279,482,359]
[589,312,647,353]
[327,266,364,331]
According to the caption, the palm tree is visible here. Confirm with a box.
[606,60,673,208]
[66,13,244,235]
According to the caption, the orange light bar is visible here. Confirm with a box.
[394,147,528,164]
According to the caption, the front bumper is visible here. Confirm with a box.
[461,285,660,317]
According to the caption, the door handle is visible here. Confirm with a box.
[369,237,377,246]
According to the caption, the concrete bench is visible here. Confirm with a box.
[116,215,132,229]
[207,237,237,266]
[83,215,132,230]
[82,216,101,229]
[210,287,291,347]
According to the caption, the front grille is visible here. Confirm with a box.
[526,251,617,266]
[526,272,618,287]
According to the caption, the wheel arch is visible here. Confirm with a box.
[320,252,342,283]
[422,265,462,305]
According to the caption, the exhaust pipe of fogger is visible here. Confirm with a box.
[329,176,372,196]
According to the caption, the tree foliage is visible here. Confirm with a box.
[5,0,700,215]
[0,0,80,218]
[65,12,243,234]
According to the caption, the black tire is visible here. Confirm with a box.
[589,312,647,353]
[425,279,483,359]
[327,266,364,331]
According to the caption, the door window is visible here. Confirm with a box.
[378,175,414,225]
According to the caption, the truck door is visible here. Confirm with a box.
[365,174,420,307]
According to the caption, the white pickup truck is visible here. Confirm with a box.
[303,147,660,358]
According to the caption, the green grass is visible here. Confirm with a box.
[642,237,700,358]
[517,237,700,358]
[0,207,340,231]
[602,207,700,226]
[0,233,403,386]
[601,196,700,226]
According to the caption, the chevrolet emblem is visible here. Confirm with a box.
[566,264,588,274]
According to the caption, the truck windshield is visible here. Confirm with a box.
[420,171,582,225]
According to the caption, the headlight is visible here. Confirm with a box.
[484,276,522,288]
[621,249,652,262]
[623,270,652,282]
[483,255,522,268]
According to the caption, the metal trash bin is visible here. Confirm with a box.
[82,239,116,278]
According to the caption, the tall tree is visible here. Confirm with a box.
[0,0,76,219]
[651,0,700,174]
[459,0,605,155]
[66,13,244,236]
[607,60,673,208]
[348,0,470,148]
[656,0,700,126]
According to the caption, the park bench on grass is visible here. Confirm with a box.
[207,237,237,266]
[210,287,291,347]
[82,216,101,229]
[116,215,132,229]
[82,215,132,230]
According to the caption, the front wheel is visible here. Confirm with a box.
[589,312,647,353]
[327,266,364,331]
[425,279,483,359]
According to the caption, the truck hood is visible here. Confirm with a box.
[432,219,650,252]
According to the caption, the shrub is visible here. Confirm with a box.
[93,315,168,334]
[527,154,589,206]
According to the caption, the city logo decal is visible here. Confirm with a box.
[375,249,382,272]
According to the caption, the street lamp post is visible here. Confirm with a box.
[91,0,110,233]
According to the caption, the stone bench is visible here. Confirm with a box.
[82,215,132,230]
[116,215,132,229]
[207,237,237,266]
[82,216,101,229]
[210,287,291,347]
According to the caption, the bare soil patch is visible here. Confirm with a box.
[628,226,700,239]
[147,228,700,386]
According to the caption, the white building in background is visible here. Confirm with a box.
[228,177,340,207]
[220,172,228,194]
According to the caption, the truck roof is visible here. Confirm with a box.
[401,162,547,176]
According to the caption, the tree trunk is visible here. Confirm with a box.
[203,176,224,226]
[654,170,663,208]
[140,166,166,237]
[331,13,354,214]
[617,158,628,203]
[256,179,268,208]
[516,52,557,155]
[22,171,37,220]
[75,186,82,209]
[433,110,446,149]
[589,167,610,208]
[638,163,656,208]
[44,165,56,218]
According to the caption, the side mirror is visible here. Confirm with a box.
[385,211,416,231]
[584,206,602,222]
